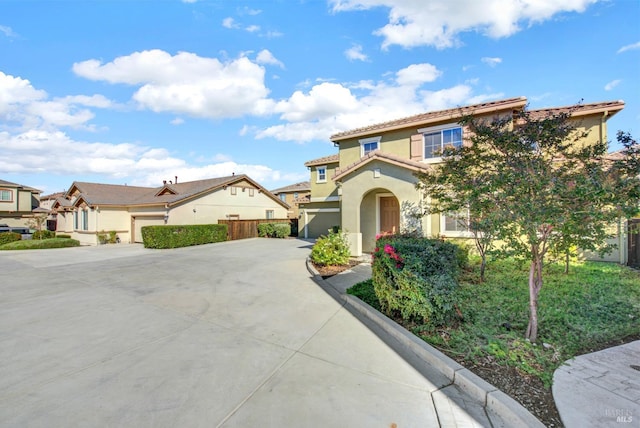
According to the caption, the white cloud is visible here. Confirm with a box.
[345,44,368,61]
[617,41,640,54]
[255,62,500,143]
[481,57,502,67]
[330,0,598,49]
[604,79,621,91]
[170,117,185,125]
[0,25,18,38]
[73,49,274,119]
[222,17,239,29]
[0,71,111,130]
[246,25,261,33]
[396,63,441,86]
[256,49,284,68]
[0,129,303,188]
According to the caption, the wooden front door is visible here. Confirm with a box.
[379,196,400,235]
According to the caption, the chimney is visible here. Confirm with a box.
[175,176,178,184]
[163,180,167,185]
[232,172,235,176]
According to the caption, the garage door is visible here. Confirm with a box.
[132,216,165,243]
[305,211,341,239]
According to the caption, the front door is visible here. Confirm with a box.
[379,196,400,235]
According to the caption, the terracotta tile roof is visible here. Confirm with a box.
[529,100,625,120]
[270,181,311,194]
[304,154,339,167]
[330,97,528,142]
[333,150,432,181]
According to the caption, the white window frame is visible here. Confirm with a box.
[440,209,473,238]
[82,209,89,231]
[316,165,327,183]
[265,210,275,219]
[418,124,463,162]
[230,186,237,195]
[359,136,381,157]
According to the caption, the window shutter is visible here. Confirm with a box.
[410,134,423,160]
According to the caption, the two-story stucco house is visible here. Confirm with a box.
[305,97,630,263]
[0,179,45,228]
[298,155,341,239]
[270,181,310,219]
[53,174,289,245]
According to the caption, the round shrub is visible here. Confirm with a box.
[372,236,464,325]
[310,230,351,266]
[32,230,55,240]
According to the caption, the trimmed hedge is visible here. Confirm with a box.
[0,232,21,245]
[372,235,467,325]
[257,222,290,238]
[0,238,80,250]
[141,224,228,249]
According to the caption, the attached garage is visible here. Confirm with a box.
[302,209,341,239]
[132,216,165,243]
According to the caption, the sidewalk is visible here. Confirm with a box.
[553,340,640,427]
[309,261,545,428]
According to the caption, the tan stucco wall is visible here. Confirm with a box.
[339,160,430,254]
[309,163,339,200]
[167,186,287,224]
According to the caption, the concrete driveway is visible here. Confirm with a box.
[0,238,483,427]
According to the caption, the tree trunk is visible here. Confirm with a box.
[526,250,544,342]
[480,256,486,282]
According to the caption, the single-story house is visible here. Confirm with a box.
[302,96,637,266]
[53,174,289,245]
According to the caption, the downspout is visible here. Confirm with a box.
[600,111,608,146]
[304,210,308,239]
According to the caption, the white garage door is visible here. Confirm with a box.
[132,216,165,243]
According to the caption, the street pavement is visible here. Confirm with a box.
[1,238,493,427]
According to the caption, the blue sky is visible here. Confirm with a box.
[1,0,639,195]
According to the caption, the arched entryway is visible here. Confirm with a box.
[359,189,400,253]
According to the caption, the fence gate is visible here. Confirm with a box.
[629,219,640,268]
[218,218,298,241]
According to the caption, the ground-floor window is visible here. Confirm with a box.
[266,210,274,219]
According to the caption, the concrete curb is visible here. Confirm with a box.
[306,258,545,428]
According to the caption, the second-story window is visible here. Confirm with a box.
[423,126,462,159]
[279,194,286,202]
[317,166,327,183]
[360,136,381,157]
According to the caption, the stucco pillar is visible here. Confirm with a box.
[346,232,362,257]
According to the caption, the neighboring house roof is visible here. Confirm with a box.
[0,179,41,193]
[333,150,432,181]
[330,97,529,142]
[271,181,311,194]
[304,154,339,167]
[40,192,65,201]
[55,175,288,210]
[529,100,625,120]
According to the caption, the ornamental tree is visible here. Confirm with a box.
[416,107,640,342]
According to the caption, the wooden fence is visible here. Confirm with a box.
[218,218,298,241]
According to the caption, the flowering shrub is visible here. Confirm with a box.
[310,229,351,266]
[372,235,466,325]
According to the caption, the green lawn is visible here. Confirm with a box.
[0,238,81,250]
[348,257,640,387]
